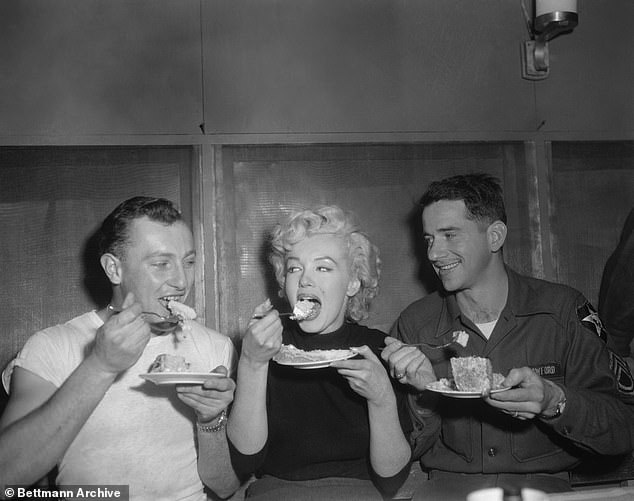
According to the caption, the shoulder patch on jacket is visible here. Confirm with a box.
[610,352,634,395]
[577,302,608,342]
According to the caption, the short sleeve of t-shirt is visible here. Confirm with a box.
[2,311,101,393]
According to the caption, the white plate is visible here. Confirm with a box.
[425,381,511,399]
[139,372,224,385]
[274,351,357,369]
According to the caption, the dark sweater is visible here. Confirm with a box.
[229,322,412,497]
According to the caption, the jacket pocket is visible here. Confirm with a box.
[510,423,565,463]
[510,376,565,463]
[441,415,474,462]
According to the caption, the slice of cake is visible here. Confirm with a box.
[273,344,353,363]
[450,356,493,392]
[148,354,190,373]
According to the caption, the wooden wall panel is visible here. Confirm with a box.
[0,1,202,136]
[0,146,194,389]
[202,0,535,135]
[549,142,634,305]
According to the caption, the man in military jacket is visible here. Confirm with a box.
[382,173,634,500]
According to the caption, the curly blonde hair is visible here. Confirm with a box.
[269,205,380,323]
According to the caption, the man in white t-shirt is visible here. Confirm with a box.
[0,196,240,500]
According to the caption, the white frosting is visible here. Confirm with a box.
[291,299,315,320]
[453,330,469,347]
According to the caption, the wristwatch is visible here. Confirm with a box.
[197,410,227,432]
[540,397,566,420]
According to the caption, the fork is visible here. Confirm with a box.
[401,340,457,350]
[381,339,457,351]
[107,305,181,333]
[402,331,466,350]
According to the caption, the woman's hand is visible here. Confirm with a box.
[241,299,283,366]
[331,346,394,406]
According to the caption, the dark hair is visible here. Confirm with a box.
[97,196,183,258]
[420,173,507,224]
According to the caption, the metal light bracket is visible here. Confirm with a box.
[522,40,550,80]
[521,10,578,81]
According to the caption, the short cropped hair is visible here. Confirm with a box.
[98,196,183,258]
[269,205,380,323]
[420,173,507,225]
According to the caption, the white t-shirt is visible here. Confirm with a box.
[3,311,236,501]
[475,319,498,339]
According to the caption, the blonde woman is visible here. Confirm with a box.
[228,206,412,500]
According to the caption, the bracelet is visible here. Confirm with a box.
[197,410,227,433]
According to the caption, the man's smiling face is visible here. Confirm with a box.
[422,199,493,293]
[116,216,196,318]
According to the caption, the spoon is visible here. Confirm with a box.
[106,305,181,333]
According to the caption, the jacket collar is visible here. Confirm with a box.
[504,266,559,317]
[433,266,553,338]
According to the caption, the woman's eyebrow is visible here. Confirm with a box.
[314,256,337,264]
[286,255,337,263]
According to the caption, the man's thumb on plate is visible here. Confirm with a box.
[212,365,228,376]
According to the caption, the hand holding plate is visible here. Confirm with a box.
[175,365,235,422]
[331,346,394,405]
[485,367,558,419]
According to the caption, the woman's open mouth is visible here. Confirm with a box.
[293,296,321,321]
